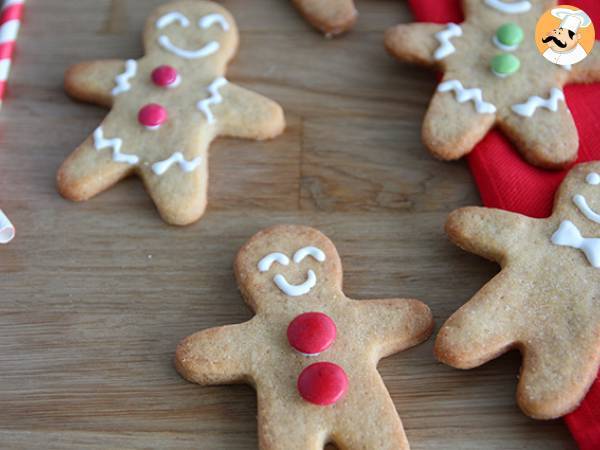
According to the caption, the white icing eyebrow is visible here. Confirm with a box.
[199,13,230,31]
[156,12,190,29]
[258,252,290,272]
[293,246,326,264]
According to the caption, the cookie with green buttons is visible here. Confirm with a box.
[385,0,600,169]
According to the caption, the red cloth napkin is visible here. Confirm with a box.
[406,0,600,447]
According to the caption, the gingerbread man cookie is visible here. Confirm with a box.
[176,225,433,449]
[59,1,285,225]
[292,0,358,36]
[438,161,600,419]
[385,0,600,169]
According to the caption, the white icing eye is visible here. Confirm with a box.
[156,12,190,29]
[199,13,230,31]
[258,253,290,272]
[293,246,326,264]
[586,172,600,185]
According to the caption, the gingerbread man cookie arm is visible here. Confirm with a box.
[385,23,453,68]
[498,99,578,169]
[175,320,258,385]
[57,119,137,202]
[217,84,285,140]
[65,60,128,107]
[446,207,538,263]
[351,298,434,360]
[568,50,600,84]
[291,0,358,37]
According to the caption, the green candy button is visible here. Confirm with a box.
[491,53,520,77]
[496,23,524,47]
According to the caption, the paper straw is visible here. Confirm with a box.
[0,0,24,106]
[0,209,14,244]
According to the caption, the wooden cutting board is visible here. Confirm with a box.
[0,0,576,448]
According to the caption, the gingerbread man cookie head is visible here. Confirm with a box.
[235,225,343,311]
[144,1,238,76]
[552,162,600,237]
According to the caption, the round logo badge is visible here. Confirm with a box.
[535,5,595,67]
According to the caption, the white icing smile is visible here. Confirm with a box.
[274,270,317,297]
[156,11,229,60]
[158,36,219,59]
[484,0,532,14]
[257,246,326,297]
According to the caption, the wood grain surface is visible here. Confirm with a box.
[0,0,578,448]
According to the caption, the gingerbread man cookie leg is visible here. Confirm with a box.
[519,336,600,419]
[57,120,137,202]
[140,148,209,226]
[435,270,524,369]
[65,60,127,107]
[423,85,497,160]
[255,395,329,450]
[175,225,433,449]
[59,1,285,225]
[437,163,600,418]
[330,382,410,450]
[499,95,578,168]
[291,0,358,37]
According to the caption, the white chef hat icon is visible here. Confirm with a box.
[551,7,592,33]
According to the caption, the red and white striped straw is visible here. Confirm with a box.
[0,0,24,243]
[0,0,24,105]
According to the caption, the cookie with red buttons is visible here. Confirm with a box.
[59,1,285,225]
[175,225,434,450]
[292,0,358,36]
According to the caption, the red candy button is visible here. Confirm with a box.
[297,362,348,406]
[138,103,168,129]
[151,65,180,88]
[287,312,336,355]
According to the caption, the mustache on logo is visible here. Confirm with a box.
[542,35,567,48]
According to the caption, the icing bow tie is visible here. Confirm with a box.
[551,220,600,268]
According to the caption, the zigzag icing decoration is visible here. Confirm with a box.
[434,23,462,60]
[112,59,137,96]
[93,127,139,165]
[152,151,203,175]
[511,88,565,117]
[437,79,497,114]
[197,76,228,124]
